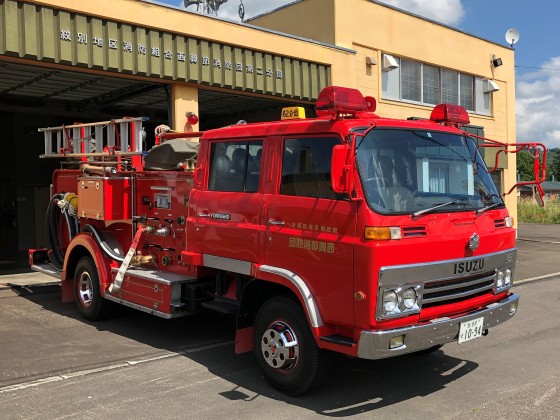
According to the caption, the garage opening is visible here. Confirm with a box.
[0,61,312,267]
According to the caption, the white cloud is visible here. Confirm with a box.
[377,0,465,26]
[516,57,560,148]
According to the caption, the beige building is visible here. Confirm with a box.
[0,0,516,262]
[251,0,516,211]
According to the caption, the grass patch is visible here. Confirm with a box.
[517,198,560,224]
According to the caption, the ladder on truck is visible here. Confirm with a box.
[38,117,148,170]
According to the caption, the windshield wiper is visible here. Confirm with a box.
[412,200,468,217]
[476,202,503,214]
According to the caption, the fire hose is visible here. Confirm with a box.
[108,226,147,294]
[45,193,79,270]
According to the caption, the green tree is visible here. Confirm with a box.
[549,150,560,181]
[516,151,534,181]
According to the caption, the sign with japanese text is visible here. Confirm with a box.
[0,0,330,100]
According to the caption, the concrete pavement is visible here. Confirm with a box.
[0,272,59,290]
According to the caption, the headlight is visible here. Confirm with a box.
[403,288,417,309]
[496,270,504,288]
[383,290,398,312]
[379,285,422,319]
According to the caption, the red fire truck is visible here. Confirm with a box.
[30,86,545,395]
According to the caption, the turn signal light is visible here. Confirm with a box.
[364,226,401,240]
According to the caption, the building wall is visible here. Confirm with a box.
[247,0,336,45]
[252,0,519,222]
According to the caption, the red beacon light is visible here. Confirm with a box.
[315,86,376,118]
[186,112,199,125]
[430,104,470,127]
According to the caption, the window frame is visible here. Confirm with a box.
[383,55,487,114]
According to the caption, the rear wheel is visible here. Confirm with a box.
[74,256,112,321]
[254,296,330,396]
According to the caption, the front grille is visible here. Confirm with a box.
[494,219,506,228]
[402,226,427,237]
[422,270,495,308]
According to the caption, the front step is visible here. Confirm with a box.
[31,263,61,279]
[112,266,197,285]
[109,266,198,318]
[201,298,239,315]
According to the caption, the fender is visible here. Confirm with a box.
[256,264,324,328]
[61,233,113,301]
[234,263,326,354]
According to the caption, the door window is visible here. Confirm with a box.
[208,141,263,192]
[280,137,340,199]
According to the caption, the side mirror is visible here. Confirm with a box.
[331,144,354,195]
[533,184,545,207]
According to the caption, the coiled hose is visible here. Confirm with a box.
[45,193,78,270]
[82,224,125,263]
[45,194,126,270]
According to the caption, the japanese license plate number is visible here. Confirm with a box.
[458,317,484,344]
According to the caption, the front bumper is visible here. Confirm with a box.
[357,293,519,359]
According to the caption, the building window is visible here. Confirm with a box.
[382,54,487,115]
[429,162,449,193]
[441,69,459,105]
[280,137,340,199]
[423,64,440,105]
[460,73,474,110]
[401,60,421,102]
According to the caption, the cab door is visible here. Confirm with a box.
[192,140,263,266]
[263,136,357,326]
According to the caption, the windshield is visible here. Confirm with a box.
[355,128,503,215]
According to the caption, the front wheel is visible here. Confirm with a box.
[254,297,330,396]
[74,256,112,321]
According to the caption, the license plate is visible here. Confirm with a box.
[458,317,484,344]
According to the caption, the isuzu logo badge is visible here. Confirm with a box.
[468,233,480,251]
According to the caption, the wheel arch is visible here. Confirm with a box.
[235,264,324,354]
[61,234,113,302]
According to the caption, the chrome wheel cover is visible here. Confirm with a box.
[260,320,299,372]
[77,271,94,308]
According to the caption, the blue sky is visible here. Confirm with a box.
[152,0,560,148]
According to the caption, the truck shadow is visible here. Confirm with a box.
[210,350,477,417]
[14,285,478,416]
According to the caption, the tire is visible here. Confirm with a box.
[254,296,330,396]
[74,256,112,321]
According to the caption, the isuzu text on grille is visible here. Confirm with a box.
[454,259,485,274]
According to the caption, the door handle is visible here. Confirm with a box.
[197,212,210,218]
[268,219,285,226]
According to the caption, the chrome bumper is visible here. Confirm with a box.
[357,294,519,359]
